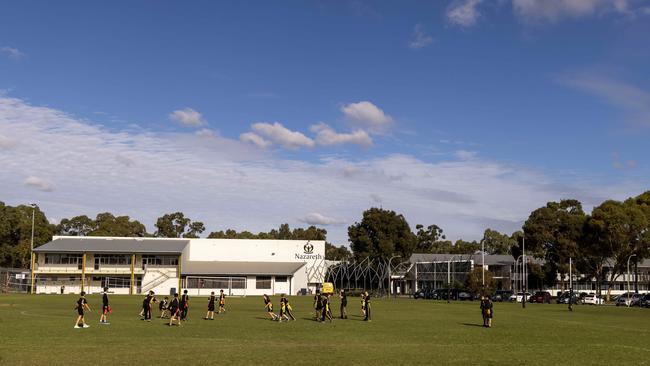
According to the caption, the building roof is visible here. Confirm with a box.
[409,253,542,266]
[182,261,306,276]
[34,237,189,254]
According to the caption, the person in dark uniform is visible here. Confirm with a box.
[321,293,333,323]
[263,294,278,321]
[218,289,226,314]
[313,291,321,319]
[74,291,91,328]
[168,293,181,327]
[283,296,296,321]
[100,287,110,325]
[180,289,190,321]
[159,296,169,318]
[279,295,288,322]
[363,291,371,322]
[481,297,493,328]
[205,292,216,320]
[339,290,348,319]
[141,290,157,321]
[360,292,366,317]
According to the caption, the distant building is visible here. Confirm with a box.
[391,253,650,296]
[31,236,326,295]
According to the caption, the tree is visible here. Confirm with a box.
[0,202,55,268]
[57,213,147,237]
[466,267,495,295]
[348,207,416,260]
[57,215,95,236]
[415,224,445,252]
[481,229,515,255]
[207,224,328,241]
[523,199,587,290]
[451,239,480,254]
[154,212,204,238]
[325,243,351,261]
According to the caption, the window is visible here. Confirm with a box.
[44,254,83,265]
[256,276,272,289]
[231,278,246,289]
[142,255,179,266]
[101,276,132,289]
[94,254,131,265]
[275,276,287,283]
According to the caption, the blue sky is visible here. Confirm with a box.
[1,0,649,244]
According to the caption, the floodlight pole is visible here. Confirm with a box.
[29,204,36,294]
[522,235,526,309]
[481,240,485,293]
[627,254,636,307]
[568,257,573,311]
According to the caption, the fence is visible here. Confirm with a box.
[0,267,31,293]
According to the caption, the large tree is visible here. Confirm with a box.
[523,199,587,290]
[466,267,495,295]
[325,243,351,261]
[348,207,416,260]
[481,229,515,255]
[57,212,147,237]
[414,224,445,253]
[0,202,55,268]
[154,212,205,238]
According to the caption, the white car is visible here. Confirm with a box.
[509,292,531,303]
[582,294,604,305]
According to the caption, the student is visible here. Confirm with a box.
[363,291,371,322]
[205,292,216,320]
[321,293,333,323]
[339,290,348,319]
[481,297,493,328]
[218,289,226,314]
[283,296,296,321]
[360,292,366,317]
[168,293,182,327]
[314,292,323,321]
[263,294,278,321]
[159,296,169,318]
[142,291,156,322]
[100,287,110,325]
[279,295,289,322]
[180,290,190,321]
[74,291,91,329]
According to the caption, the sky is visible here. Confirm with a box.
[1,0,649,245]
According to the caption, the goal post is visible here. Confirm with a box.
[184,276,247,297]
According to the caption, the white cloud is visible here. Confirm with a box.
[409,23,434,49]
[0,46,26,60]
[0,95,645,244]
[300,212,344,226]
[251,122,315,149]
[195,128,216,138]
[240,132,271,148]
[310,123,373,147]
[561,74,650,126]
[169,108,206,127]
[0,133,16,149]
[341,101,393,132]
[511,0,639,22]
[446,0,484,27]
[454,150,478,160]
[24,176,54,192]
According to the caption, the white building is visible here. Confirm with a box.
[32,236,326,296]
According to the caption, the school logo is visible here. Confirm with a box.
[303,242,314,254]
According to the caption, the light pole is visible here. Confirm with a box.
[29,203,36,294]
[522,235,526,309]
[447,255,457,303]
[388,255,401,298]
[481,239,485,292]
[568,257,573,311]
[627,254,637,307]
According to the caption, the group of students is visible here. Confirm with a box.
[260,289,371,323]
[73,288,225,328]
[479,296,494,328]
[263,294,295,321]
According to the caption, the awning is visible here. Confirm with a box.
[182,261,306,276]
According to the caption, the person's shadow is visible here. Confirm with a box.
[460,323,484,327]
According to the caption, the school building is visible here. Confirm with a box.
[31,236,326,296]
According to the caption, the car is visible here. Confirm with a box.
[413,288,436,299]
[492,290,513,302]
[529,291,552,304]
[509,292,531,303]
[556,292,579,304]
[437,288,460,300]
[582,293,604,305]
[458,291,474,301]
[616,292,642,307]
[640,293,650,308]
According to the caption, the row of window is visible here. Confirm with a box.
[186,277,246,289]
[44,254,83,265]
[95,255,131,265]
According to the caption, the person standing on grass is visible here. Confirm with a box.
[204,291,216,320]
[263,294,278,321]
[339,290,348,319]
[360,292,366,317]
[74,291,91,329]
[313,291,321,319]
[99,287,110,325]
[142,290,156,321]
[481,297,493,328]
[218,289,226,314]
[279,295,289,322]
[321,293,333,323]
[159,296,169,318]
[363,291,371,322]
[168,293,182,327]
[283,296,296,321]
[180,289,190,321]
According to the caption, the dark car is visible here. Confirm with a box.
[413,288,434,299]
[529,291,551,304]
[438,288,460,301]
[556,292,580,305]
[640,293,650,308]
[458,291,474,301]
[492,290,513,302]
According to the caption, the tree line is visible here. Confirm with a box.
[2,189,649,296]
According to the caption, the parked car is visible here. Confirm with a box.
[492,290,513,302]
[458,291,474,301]
[413,288,436,299]
[509,292,532,303]
[582,293,604,305]
[616,292,643,307]
[556,292,580,304]
[640,293,650,308]
[438,288,460,301]
[529,291,552,304]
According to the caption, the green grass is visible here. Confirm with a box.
[0,294,649,365]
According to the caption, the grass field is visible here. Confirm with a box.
[0,294,649,365]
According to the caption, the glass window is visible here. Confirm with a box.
[275,276,287,283]
[256,276,271,289]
